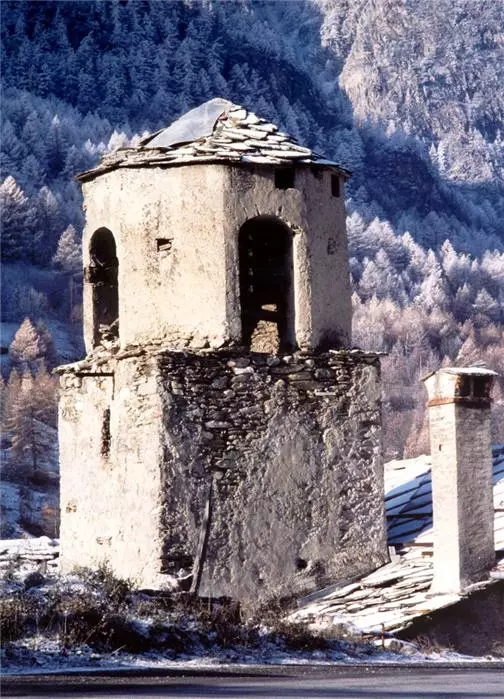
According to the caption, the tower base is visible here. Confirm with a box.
[58,348,387,606]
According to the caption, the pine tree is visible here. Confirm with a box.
[5,368,57,481]
[1,370,20,434]
[416,251,450,311]
[1,120,24,179]
[46,117,69,177]
[453,283,473,322]
[473,289,500,323]
[21,154,46,194]
[0,176,31,260]
[32,185,61,263]
[33,362,58,427]
[52,224,81,274]
[35,322,57,370]
[8,318,53,372]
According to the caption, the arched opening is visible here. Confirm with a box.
[239,216,294,353]
[87,228,119,347]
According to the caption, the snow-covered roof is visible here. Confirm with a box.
[385,445,504,549]
[441,366,498,377]
[291,445,504,635]
[76,98,349,183]
[0,536,59,581]
[422,366,499,381]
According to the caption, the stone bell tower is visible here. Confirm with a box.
[58,99,387,604]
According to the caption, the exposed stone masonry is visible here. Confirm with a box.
[58,346,387,606]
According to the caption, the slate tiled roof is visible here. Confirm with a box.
[0,537,59,577]
[385,455,434,545]
[76,98,349,183]
[291,445,504,636]
[385,445,504,552]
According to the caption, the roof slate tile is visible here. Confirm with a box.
[76,98,348,183]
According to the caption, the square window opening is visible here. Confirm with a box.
[157,238,173,254]
[455,375,471,398]
[275,169,295,190]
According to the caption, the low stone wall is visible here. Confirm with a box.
[58,348,387,606]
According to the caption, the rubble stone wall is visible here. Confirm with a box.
[157,349,386,605]
[401,581,504,655]
[59,348,386,603]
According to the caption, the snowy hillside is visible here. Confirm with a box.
[0,0,503,506]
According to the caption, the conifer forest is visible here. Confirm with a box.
[1,1,503,536]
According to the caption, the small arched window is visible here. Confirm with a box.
[87,228,119,347]
[238,216,294,353]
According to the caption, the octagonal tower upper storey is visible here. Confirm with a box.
[76,98,351,354]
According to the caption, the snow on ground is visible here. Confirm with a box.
[3,639,502,677]
[1,538,503,676]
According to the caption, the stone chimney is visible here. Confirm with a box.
[423,367,497,594]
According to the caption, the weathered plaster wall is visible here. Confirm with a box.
[59,372,114,572]
[224,166,351,350]
[81,164,350,354]
[59,348,386,603]
[59,358,166,587]
[82,165,229,352]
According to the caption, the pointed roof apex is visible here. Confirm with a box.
[76,98,349,183]
[141,98,234,149]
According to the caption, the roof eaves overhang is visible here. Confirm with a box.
[75,157,351,185]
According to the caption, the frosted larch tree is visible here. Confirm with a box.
[52,224,81,274]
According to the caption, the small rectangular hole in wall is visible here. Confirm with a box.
[275,168,295,190]
[156,238,173,255]
[327,237,337,255]
[101,407,111,458]
[331,175,341,197]
[472,378,487,398]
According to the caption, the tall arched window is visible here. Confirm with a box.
[238,216,294,353]
[88,228,119,347]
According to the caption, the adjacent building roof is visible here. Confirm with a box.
[76,98,349,183]
[291,445,504,636]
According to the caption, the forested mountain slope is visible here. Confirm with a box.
[1,1,502,520]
